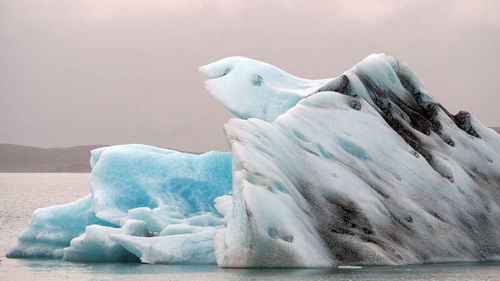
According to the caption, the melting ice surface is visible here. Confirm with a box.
[7,54,500,267]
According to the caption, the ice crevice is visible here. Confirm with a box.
[7,54,500,267]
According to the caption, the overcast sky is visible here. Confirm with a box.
[1,0,499,152]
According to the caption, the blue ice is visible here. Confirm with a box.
[7,145,232,263]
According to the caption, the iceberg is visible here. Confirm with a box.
[211,54,500,267]
[7,54,500,267]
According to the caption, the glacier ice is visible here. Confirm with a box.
[7,54,500,267]
[7,145,232,263]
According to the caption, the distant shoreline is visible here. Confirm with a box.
[0,144,106,173]
[1,127,498,173]
[0,144,204,173]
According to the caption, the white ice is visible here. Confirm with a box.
[200,56,330,122]
[213,54,500,267]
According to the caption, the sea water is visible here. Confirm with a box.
[0,173,499,281]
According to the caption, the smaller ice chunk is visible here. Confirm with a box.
[121,219,150,236]
[63,220,149,262]
[338,266,363,269]
[111,228,221,264]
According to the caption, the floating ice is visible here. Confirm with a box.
[7,54,500,267]
[7,145,232,263]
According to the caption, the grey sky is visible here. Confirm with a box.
[1,0,499,152]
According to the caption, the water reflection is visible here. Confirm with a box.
[21,259,220,275]
[10,259,500,281]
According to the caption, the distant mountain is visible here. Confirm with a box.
[492,127,500,134]
[0,144,107,173]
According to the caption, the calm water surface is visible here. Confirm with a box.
[0,173,499,281]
